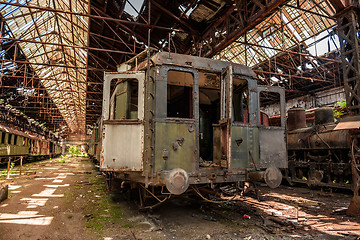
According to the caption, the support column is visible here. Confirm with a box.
[337,8,360,113]
[336,6,360,216]
[6,157,11,179]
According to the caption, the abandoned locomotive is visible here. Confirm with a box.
[286,107,354,190]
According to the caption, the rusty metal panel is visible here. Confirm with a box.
[154,121,196,173]
[231,126,259,169]
[154,52,257,78]
[334,116,360,130]
[259,128,287,169]
[334,121,360,130]
[101,124,144,171]
[288,125,350,150]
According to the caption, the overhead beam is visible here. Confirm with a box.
[328,0,347,12]
[0,2,182,32]
[0,37,136,55]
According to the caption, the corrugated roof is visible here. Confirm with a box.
[1,0,88,134]
[214,0,336,67]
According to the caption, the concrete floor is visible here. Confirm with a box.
[0,157,359,240]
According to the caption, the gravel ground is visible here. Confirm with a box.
[0,157,359,240]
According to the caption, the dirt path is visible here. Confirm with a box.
[0,157,359,240]
[0,157,97,240]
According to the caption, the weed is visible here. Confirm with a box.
[0,161,16,179]
[334,100,346,119]
[69,146,81,157]
[121,223,132,229]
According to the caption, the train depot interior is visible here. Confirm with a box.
[0,0,360,239]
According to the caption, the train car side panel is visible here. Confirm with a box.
[101,123,144,171]
[231,126,259,169]
[259,128,287,168]
[154,121,196,172]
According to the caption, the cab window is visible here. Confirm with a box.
[112,79,138,120]
[233,78,249,123]
[167,70,194,119]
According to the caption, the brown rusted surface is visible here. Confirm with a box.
[287,108,306,131]
[102,120,143,125]
[334,116,360,130]
[314,107,335,126]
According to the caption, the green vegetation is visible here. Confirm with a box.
[58,155,66,163]
[82,174,128,234]
[334,100,346,119]
[62,170,131,236]
[69,146,81,157]
[0,162,16,179]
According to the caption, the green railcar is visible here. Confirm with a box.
[0,124,62,164]
[0,125,31,163]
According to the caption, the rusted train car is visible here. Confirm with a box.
[98,52,287,199]
[0,124,61,165]
[286,107,354,190]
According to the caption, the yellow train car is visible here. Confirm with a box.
[0,125,31,163]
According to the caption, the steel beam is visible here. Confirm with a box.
[0,1,182,32]
[337,8,360,114]
[188,0,288,57]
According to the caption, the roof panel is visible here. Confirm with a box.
[2,0,89,134]
[215,0,336,67]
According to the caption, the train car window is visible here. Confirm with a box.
[1,132,5,144]
[14,135,18,145]
[113,79,138,120]
[95,128,99,142]
[8,134,12,144]
[259,91,281,126]
[233,79,249,123]
[167,70,194,119]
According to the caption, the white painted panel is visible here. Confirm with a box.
[101,124,143,171]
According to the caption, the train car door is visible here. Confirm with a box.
[257,86,287,169]
[101,72,145,172]
[219,66,233,169]
[220,66,260,170]
[154,67,199,173]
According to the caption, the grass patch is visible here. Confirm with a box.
[81,172,132,235]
